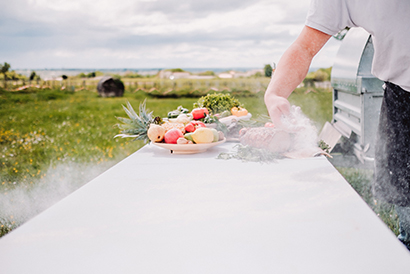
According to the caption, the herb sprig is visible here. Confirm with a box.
[217,144,284,163]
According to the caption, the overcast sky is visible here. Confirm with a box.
[1,0,341,70]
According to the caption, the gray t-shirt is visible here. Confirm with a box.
[306,0,410,91]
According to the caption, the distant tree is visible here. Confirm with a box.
[87,72,96,78]
[9,71,19,80]
[30,71,37,80]
[1,62,10,88]
[1,62,10,77]
[318,67,332,81]
[94,71,104,77]
[264,64,272,77]
[167,68,185,73]
[313,70,328,82]
[124,72,144,78]
[303,67,332,86]
[198,70,215,76]
[254,71,263,78]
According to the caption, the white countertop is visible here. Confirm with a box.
[1,142,409,273]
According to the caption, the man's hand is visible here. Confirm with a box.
[265,93,291,128]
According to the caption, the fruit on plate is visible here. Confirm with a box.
[169,113,192,124]
[231,107,248,117]
[191,107,209,120]
[177,137,193,144]
[164,128,184,144]
[147,124,166,142]
[161,121,186,133]
[168,106,190,118]
[184,132,194,142]
[114,100,154,143]
[185,121,206,133]
[210,128,219,142]
[191,127,214,144]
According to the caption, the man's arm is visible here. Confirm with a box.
[264,26,331,126]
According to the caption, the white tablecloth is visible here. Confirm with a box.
[1,143,409,273]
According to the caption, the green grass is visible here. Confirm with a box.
[0,88,277,187]
[1,86,398,239]
[336,167,400,235]
[288,87,333,130]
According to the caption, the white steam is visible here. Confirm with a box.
[0,160,117,231]
[281,105,320,151]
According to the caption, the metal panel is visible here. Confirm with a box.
[331,28,370,94]
[330,27,384,162]
[333,91,361,136]
[360,92,383,157]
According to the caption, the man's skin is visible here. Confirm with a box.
[264,26,331,127]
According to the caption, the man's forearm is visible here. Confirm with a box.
[265,42,313,99]
[264,26,331,125]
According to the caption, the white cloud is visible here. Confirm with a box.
[0,0,339,69]
[30,0,82,12]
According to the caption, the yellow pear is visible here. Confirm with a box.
[147,124,166,142]
[191,127,214,144]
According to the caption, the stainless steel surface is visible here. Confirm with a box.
[331,28,383,94]
[330,27,384,162]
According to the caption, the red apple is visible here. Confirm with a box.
[164,128,184,144]
[184,123,195,133]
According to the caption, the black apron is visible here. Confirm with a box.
[374,82,410,206]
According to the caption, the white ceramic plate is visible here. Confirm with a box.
[152,138,226,154]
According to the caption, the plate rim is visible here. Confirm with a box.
[151,138,226,152]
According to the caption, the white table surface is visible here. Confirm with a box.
[1,142,410,273]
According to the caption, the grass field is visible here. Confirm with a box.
[0,86,398,237]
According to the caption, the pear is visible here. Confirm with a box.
[191,127,214,144]
[147,124,166,142]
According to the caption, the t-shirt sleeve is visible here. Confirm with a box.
[305,0,355,35]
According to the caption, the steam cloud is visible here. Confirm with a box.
[0,160,117,232]
[282,105,319,149]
